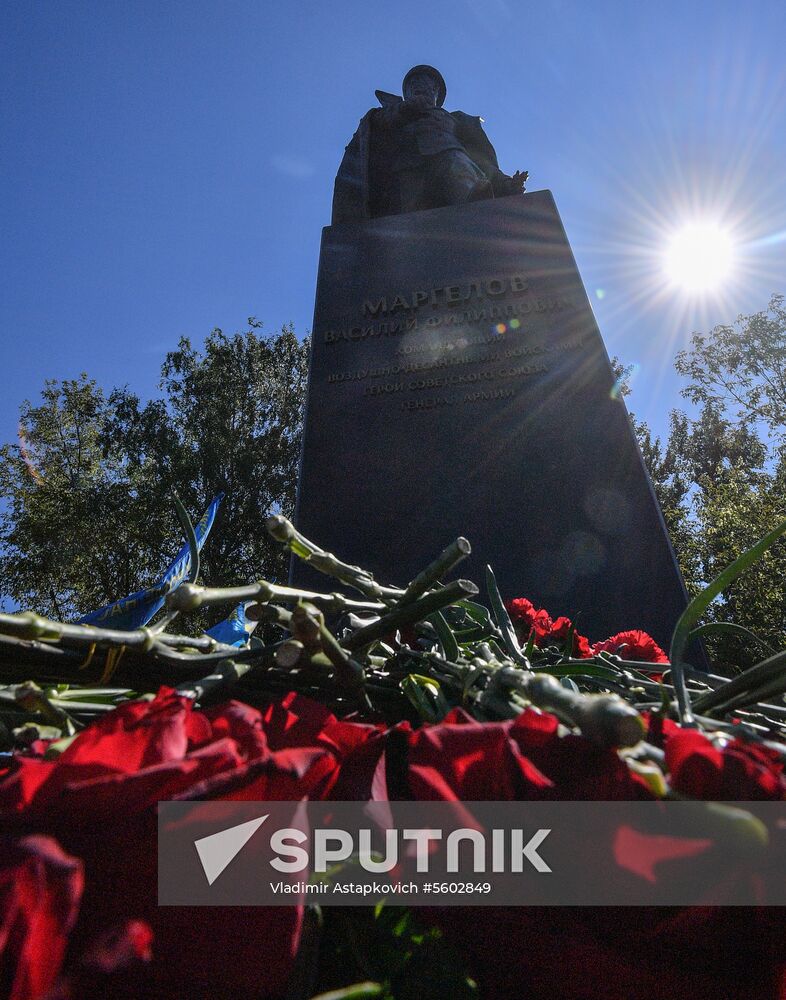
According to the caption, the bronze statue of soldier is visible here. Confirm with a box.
[332,65,528,224]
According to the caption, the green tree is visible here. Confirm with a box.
[669,295,786,662]
[0,321,309,621]
[0,376,162,618]
[675,293,786,435]
[691,459,786,657]
[615,346,786,666]
[657,401,768,580]
[668,403,783,665]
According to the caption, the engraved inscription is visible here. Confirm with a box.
[319,271,588,408]
[363,274,529,318]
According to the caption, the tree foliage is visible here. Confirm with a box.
[675,293,786,434]
[0,321,309,620]
[630,298,786,668]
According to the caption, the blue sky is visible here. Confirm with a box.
[2,0,786,448]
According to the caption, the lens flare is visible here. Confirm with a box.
[663,223,734,293]
[610,363,640,400]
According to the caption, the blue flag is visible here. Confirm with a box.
[77,493,224,630]
[205,602,258,647]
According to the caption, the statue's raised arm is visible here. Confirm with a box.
[332,65,528,225]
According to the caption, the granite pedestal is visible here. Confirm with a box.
[294,191,688,648]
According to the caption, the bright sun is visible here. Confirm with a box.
[663,222,735,293]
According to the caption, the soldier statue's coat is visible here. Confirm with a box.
[332,89,515,225]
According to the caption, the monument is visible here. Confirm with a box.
[293,67,689,649]
[332,65,528,222]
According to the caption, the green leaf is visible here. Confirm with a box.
[455,599,495,630]
[428,611,459,662]
[688,621,776,657]
[461,664,486,701]
[43,733,79,758]
[483,638,509,661]
[451,626,495,643]
[53,687,132,702]
[669,515,786,723]
[309,983,383,1000]
[484,565,523,661]
[400,674,448,722]
[391,911,412,937]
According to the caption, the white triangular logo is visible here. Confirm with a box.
[194,814,269,885]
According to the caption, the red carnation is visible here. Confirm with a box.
[505,599,592,658]
[547,616,593,658]
[592,629,669,664]
[505,597,553,642]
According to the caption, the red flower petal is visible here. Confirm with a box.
[0,835,83,1000]
[407,719,552,800]
[665,729,785,800]
[57,687,205,772]
[547,616,593,658]
[592,630,669,664]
